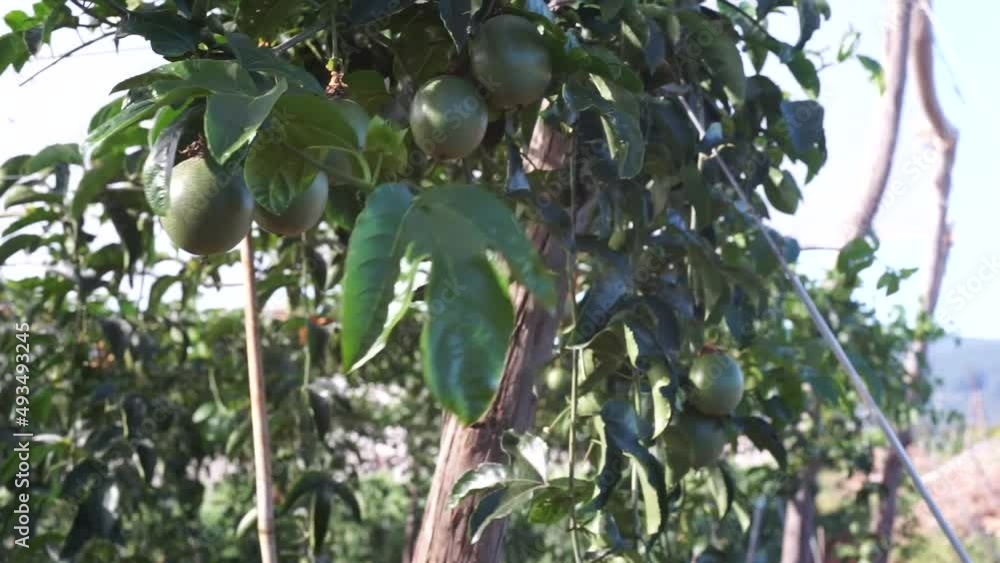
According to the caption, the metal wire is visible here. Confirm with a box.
[675,96,973,563]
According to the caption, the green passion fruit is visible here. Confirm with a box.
[410,76,488,160]
[471,15,552,109]
[687,351,745,416]
[162,157,254,255]
[254,172,329,236]
[662,410,728,472]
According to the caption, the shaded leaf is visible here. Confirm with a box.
[449,462,515,508]
[205,78,287,163]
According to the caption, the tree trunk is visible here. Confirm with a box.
[781,460,819,563]
[410,225,567,563]
[845,0,914,241]
[870,2,958,560]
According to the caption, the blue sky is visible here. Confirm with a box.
[1,1,997,339]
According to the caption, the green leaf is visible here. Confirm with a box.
[86,99,160,156]
[311,489,332,555]
[785,52,819,97]
[340,183,415,371]
[794,0,821,50]
[675,12,746,102]
[349,0,416,26]
[449,463,516,509]
[117,10,200,57]
[225,33,322,93]
[71,160,120,219]
[439,0,471,49]
[500,431,549,482]
[2,208,59,236]
[4,185,62,208]
[345,252,420,371]
[281,471,328,514]
[422,256,513,424]
[737,416,787,469]
[235,0,299,40]
[110,59,257,95]
[0,32,31,75]
[408,186,556,307]
[235,508,257,538]
[0,154,30,196]
[563,74,644,179]
[88,97,125,134]
[780,100,824,155]
[141,105,197,216]
[25,143,81,173]
[764,170,801,214]
[837,237,877,277]
[838,30,860,62]
[468,481,546,543]
[146,275,180,315]
[344,70,392,114]
[591,399,669,536]
[245,94,361,214]
[0,234,41,265]
[205,78,287,163]
[364,116,408,179]
[650,363,673,438]
[709,463,736,519]
[857,55,886,94]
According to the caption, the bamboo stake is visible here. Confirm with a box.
[240,234,279,563]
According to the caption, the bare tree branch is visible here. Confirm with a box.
[845,0,915,242]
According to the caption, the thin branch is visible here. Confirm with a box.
[18,30,115,86]
[273,20,326,55]
[68,0,115,27]
[845,0,914,241]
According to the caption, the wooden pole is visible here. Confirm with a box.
[240,234,278,563]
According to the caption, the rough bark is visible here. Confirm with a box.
[871,2,958,560]
[845,0,914,242]
[410,224,567,563]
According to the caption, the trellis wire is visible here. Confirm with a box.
[675,96,972,563]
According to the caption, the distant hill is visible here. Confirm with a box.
[927,337,1000,428]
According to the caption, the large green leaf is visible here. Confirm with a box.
[422,255,513,424]
[117,10,199,56]
[0,32,30,75]
[500,431,549,482]
[407,186,557,307]
[235,0,299,40]
[205,78,287,163]
[468,481,546,543]
[0,234,42,265]
[141,104,197,216]
[584,400,669,538]
[71,159,120,219]
[449,462,517,509]
[110,59,257,95]
[225,33,322,93]
[25,144,81,174]
[340,183,415,371]
[675,12,746,103]
[244,94,361,214]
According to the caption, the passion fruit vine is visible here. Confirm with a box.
[254,172,329,236]
[410,76,488,160]
[162,157,254,255]
[471,14,552,109]
[687,351,745,416]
